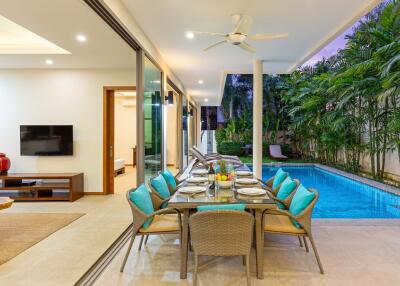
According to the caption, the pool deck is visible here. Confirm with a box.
[260,162,400,196]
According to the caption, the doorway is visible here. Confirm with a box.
[103,86,137,195]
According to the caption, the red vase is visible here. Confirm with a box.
[0,153,11,175]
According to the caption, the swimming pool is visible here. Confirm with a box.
[260,165,400,219]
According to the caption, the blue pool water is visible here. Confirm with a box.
[260,166,400,218]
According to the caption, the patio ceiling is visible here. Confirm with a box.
[121,0,382,105]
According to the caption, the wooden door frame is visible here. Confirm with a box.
[103,86,136,195]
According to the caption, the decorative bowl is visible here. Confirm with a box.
[217,180,233,189]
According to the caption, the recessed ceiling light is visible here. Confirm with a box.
[76,34,87,42]
[45,59,54,65]
[198,80,204,84]
[186,32,194,39]
[204,98,209,102]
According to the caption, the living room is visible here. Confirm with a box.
[0,0,137,283]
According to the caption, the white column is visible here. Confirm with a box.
[253,60,263,179]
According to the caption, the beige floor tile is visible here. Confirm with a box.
[95,221,400,286]
[0,168,135,286]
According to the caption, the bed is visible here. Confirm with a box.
[114,158,125,177]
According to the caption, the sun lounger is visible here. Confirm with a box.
[269,144,288,160]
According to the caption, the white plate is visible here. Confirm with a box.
[178,186,206,194]
[191,169,209,175]
[187,177,209,183]
[237,188,266,196]
[236,171,253,176]
[236,178,258,185]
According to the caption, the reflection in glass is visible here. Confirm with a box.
[182,97,188,168]
[144,58,162,180]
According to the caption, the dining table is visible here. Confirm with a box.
[168,165,276,280]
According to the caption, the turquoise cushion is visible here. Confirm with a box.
[129,184,154,229]
[289,184,315,228]
[161,170,177,191]
[272,168,287,190]
[151,175,170,199]
[197,204,246,212]
[276,177,297,209]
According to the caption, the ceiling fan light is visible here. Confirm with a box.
[228,33,247,44]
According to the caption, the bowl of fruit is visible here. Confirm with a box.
[215,160,235,189]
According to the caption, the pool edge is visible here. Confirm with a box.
[251,162,400,196]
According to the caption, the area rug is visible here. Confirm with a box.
[0,213,84,265]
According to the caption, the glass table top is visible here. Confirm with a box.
[169,182,275,207]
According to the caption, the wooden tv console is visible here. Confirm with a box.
[0,173,84,202]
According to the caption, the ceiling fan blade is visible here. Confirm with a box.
[238,42,256,53]
[192,31,227,37]
[203,40,227,52]
[248,33,289,41]
[233,14,252,35]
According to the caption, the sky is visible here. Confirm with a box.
[303,0,388,67]
[302,25,354,67]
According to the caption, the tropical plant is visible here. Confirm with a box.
[217,1,399,181]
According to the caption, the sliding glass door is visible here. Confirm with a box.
[144,58,162,180]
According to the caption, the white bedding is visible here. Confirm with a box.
[114,158,125,171]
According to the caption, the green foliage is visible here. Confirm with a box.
[217,141,244,156]
[215,129,226,145]
[218,1,400,180]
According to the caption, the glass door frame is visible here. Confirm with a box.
[136,50,165,184]
[167,77,184,171]
[189,103,198,148]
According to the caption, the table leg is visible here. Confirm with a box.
[180,209,189,279]
[255,209,264,279]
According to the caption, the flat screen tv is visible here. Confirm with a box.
[20,125,73,156]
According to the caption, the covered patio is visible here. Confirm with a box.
[1,0,399,285]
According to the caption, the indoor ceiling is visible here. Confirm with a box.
[121,0,382,105]
[0,15,69,54]
[0,0,135,69]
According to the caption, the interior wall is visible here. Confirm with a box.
[0,68,136,193]
[166,91,178,166]
[114,96,136,165]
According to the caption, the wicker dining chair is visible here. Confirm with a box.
[265,178,300,210]
[262,188,324,274]
[120,187,182,272]
[189,210,254,286]
[262,172,288,195]
[258,177,307,247]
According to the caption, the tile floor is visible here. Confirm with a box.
[2,166,400,286]
[95,220,400,286]
[0,167,136,286]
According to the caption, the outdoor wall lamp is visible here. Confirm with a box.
[165,91,174,105]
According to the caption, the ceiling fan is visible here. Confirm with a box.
[192,14,289,53]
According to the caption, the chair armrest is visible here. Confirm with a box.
[263,208,295,219]
[146,208,182,231]
[265,177,274,187]
[255,178,265,185]
[263,208,304,228]
[265,190,287,209]
[148,208,177,217]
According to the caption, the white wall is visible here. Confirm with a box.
[0,68,135,193]
[114,96,136,165]
[360,150,400,179]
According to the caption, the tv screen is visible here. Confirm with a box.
[20,125,73,156]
